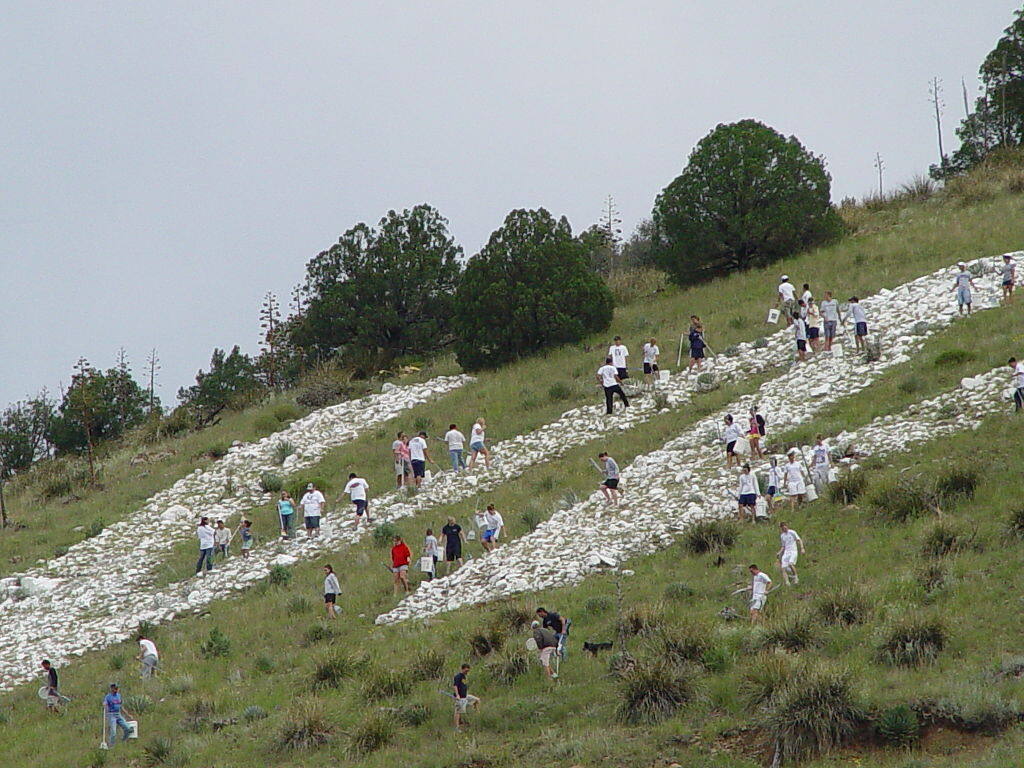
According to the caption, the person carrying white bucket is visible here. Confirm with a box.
[102,683,136,749]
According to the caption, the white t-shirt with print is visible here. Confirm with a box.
[608,344,629,368]
[598,364,619,387]
[778,282,796,301]
[408,436,427,461]
[300,490,326,515]
[751,571,772,598]
[344,477,369,501]
[642,343,659,364]
[738,472,759,496]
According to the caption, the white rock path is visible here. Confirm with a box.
[376,256,1016,624]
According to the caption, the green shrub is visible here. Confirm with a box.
[651,624,710,666]
[108,653,125,671]
[815,586,871,626]
[276,699,333,751]
[701,645,734,673]
[827,473,868,507]
[302,623,335,646]
[142,736,175,766]
[165,675,194,695]
[547,382,572,401]
[615,659,705,724]
[348,713,395,755]
[273,441,296,465]
[868,477,932,523]
[413,416,432,433]
[519,508,543,532]
[486,648,531,685]
[134,620,157,641]
[286,476,330,501]
[254,415,281,436]
[920,522,961,558]
[933,348,974,366]
[259,472,284,493]
[664,582,695,601]
[493,601,534,632]
[254,656,275,674]
[652,391,670,410]
[361,667,412,701]
[739,652,797,711]
[410,648,446,681]
[124,694,152,715]
[468,626,504,657]
[618,604,666,638]
[286,596,311,615]
[752,337,769,349]
[936,402,960,420]
[268,565,292,587]
[683,519,738,554]
[243,705,268,723]
[918,688,1021,734]
[760,611,819,652]
[295,366,371,409]
[52,545,69,559]
[85,518,106,539]
[583,596,613,615]
[206,441,230,459]
[877,615,947,666]
[916,561,949,594]
[1006,507,1024,539]
[759,663,863,764]
[200,627,231,658]
[313,651,361,690]
[272,403,302,422]
[372,522,399,547]
[41,475,74,500]
[395,703,429,727]
[897,378,921,394]
[935,467,979,502]
[876,704,920,748]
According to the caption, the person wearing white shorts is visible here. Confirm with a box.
[776,522,805,586]
[745,565,772,623]
[784,451,807,508]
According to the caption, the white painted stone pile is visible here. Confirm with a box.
[0,375,469,689]
[376,255,1015,624]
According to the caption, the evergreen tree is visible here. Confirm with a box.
[178,346,263,425]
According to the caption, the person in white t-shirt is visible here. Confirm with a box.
[343,472,370,527]
[596,358,629,415]
[765,456,785,513]
[481,504,504,552]
[721,414,745,468]
[951,262,977,315]
[848,296,868,350]
[744,564,772,623]
[300,483,326,538]
[776,522,805,586]
[810,435,831,493]
[195,517,215,575]
[408,431,434,486]
[1010,357,1024,411]
[444,424,467,472]
[784,451,807,508]
[801,283,813,307]
[608,336,630,380]
[777,276,797,326]
[805,299,822,352]
[820,291,841,351]
[467,418,490,469]
[137,637,159,679]
[641,337,660,391]
[736,463,760,522]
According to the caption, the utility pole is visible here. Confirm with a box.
[873,153,885,196]
[928,77,945,166]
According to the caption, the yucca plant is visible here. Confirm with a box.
[347,713,395,755]
[875,704,920,748]
[815,585,871,626]
[485,648,530,685]
[615,658,705,724]
[276,699,333,751]
[877,614,947,667]
[683,519,738,554]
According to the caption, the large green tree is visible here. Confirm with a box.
[291,204,463,372]
[653,119,841,285]
[0,396,53,527]
[178,346,263,426]
[935,6,1024,177]
[453,208,614,370]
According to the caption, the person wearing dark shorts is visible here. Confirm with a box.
[597,358,629,415]
[599,452,621,505]
[441,517,464,573]
[323,564,340,618]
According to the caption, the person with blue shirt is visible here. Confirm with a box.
[103,683,134,748]
[277,490,296,540]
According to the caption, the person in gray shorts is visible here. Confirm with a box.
[819,290,840,351]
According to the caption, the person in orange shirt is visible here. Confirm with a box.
[390,536,411,595]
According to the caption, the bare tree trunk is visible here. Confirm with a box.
[0,480,8,529]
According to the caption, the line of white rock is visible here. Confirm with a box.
[375,256,1015,624]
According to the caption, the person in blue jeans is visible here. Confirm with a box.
[195,517,215,575]
[104,683,135,747]
[277,491,296,539]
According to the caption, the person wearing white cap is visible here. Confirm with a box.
[952,262,977,315]
[777,275,796,326]
[300,483,326,538]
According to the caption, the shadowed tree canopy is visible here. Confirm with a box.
[178,346,262,425]
[291,204,463,373]
[935,6,1024,177]
[48,363,149,455]
[453,208,614,371]
[653,119,841,285]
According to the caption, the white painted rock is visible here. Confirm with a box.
[20,577,59,596]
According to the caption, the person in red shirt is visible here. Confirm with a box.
[390,536,411,595]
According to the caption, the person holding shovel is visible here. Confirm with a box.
[103,683,135,748]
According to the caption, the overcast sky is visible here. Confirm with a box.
[1,1,1017,408]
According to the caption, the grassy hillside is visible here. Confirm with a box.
[3,171,1024,768]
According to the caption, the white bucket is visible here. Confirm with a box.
[766,308,780,324]
[658,370,670,383]
[733,437,751,456]
[419,556,434,573]
[805,485,819,502]
[126,721,139,739]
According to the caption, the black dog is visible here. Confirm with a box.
[583,640,614,657]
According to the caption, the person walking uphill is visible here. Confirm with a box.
[599,451,621,505]
[409,431,434,486]
[41,660,60,713]
[137,636,158,679]
[597,357,629,415]
[441,516,465,573]
[343,472,370,527]
[820,291,840,351]
[777,275,797,326]
[452,664,480,729]
[390,536,411,595]
[468,418,490,469]
[195,517,215,576]
[688,318,707,373]
[444,424,467,472]
[608,336,629,379]
[103,683,135,748]
[1002,253,1016,302]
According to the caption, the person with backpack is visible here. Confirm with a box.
[530,621,560,679]
[748,407,765,459]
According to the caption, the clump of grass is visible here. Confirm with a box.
[361,666,412,701]
[199,627,231,658]
[650,624,710,666]
[829,470,868,504]
[253,655,275,674]
[519,508,543,532]
[134,620,157,641]
[759,663,864,764]
[701,644,734,673]
[272,403,302,422]
[1006,507,1024,539]
[547,382,572,401]
[618,604,666,638]
[276,699,333,752]
[877,614,947,667]
[583,595,613,615]
[268,565,292,587]
[468,626,504,657]
[652,391,670,410]
[409,648,446,681]
[920,522,961,558]
[243,705,268,723]
[933,348,975,366]
[142,736,175,766]
[255,415,281,435]
[273,440,296,464]
[84,518,106,539]
[935,467,979,502]
[916,561,949,594]
[486,648,530,685]
[663,582,695,601]
[394,703,429,727]
[760,611,819,652]
[493,601,535,632]
[124,694,152,715]
[815,585,871,626]
[165,675,195,695]
[936,401,960,420]
[259,472,283,493]
[286,596,311,615]
[348,713,395,756]
[753,337,769,349]
[614,659,705,724]
[920,688,1021,734]
[372,522,399,547]
[108,653,125,671]
[897,378,921,394]
[683,519,738,554]
[739,652,797,711]
[868,477,933,523]
[313,651,362,690]
[302,623,335,647]
[876,704,920,748]
[205,441,230,459]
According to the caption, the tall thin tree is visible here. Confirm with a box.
[259,292,282,390]
[145,348,160,414]
[873,152,885,196]
[929,77,945,165]
[599,195,623,272]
